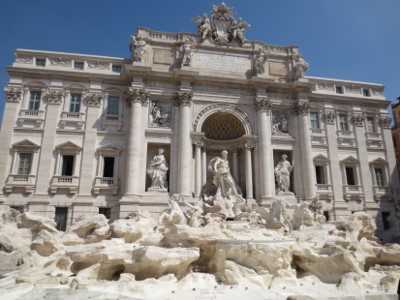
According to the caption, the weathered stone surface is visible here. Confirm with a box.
[110,217,156,243]
[17,213,57,233]
[67,214,108,239]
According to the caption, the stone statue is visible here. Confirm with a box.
[267,198,292,232]
[291,201,313,230]
[192,14,212,40]
[274,154,294,194]
[208,150,240,200]
[130,36,146,63]
[181,43,193,67]
[181,198,205,228]
[229,17,250,45]
[158,194,186,226]
[293,53,309,80]
[254,51,267,75]
[147,148,168,191]
[149,102,169,127]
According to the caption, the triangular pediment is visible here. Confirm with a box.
[55,141,82,150]
[369,157,387,165]
[313,154,329,162]
[341,156,359,164]
[97,143,121,154]
[12,139,40,149]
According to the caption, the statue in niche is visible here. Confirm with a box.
[149,102,170,127]
[208,150,240,201]
[147,148,168,192]
[293,53,309,80]
[130,36,146,63]
[192,14,212,41]
[272,112,289,135]
[181,42,193,67]
[274,154,294,195]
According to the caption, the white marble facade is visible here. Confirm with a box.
[0,4,398,236]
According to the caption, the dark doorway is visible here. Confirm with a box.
[55,207,68,231]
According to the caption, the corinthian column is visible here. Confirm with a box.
[175,90,193,196]
[294,98,316,200]
[243,142,255,200]
[255,95,273,201]
[124,88,149,195]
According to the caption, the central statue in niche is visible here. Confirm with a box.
[204,150,245,218]
[208,150,240,200]
[147,148,169,192]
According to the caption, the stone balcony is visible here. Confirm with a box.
[100,114,123,131]
[310,128,327,145]
[337,130,356,147]
[4,174,36,194]
[365,132,384,149]
[315,184,333,200]
[50,176,79,194]
[343,185,364,201]
[59,111,85,130]
[92,177,119,195]
[16,109,45,129]
[372,186,392,201]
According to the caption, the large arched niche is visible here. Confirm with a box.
[193,104,253,137]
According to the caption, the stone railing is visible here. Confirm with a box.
[310,128,325,135]
[365,132,382,140]
[19,109,45,119]
[316,184,333,192]
[6,174,36,185]
[93,177,119,195]
[343,185,363,194]
[61,111,85,121]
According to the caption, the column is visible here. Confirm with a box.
[324,110,346,218]
[124,87,149,196]
[0,88,23,200]
[232,149,239,182]
[243,142,255,200]
[352,113,374,206]
[294,97,316,200]
[201,147,207,186]
[35,89,64,195]
[78,92,103,195]
[175,90,193,196]
[255,94,273,200]
[194,141,203,196]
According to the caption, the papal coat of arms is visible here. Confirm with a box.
[192,2,250,46]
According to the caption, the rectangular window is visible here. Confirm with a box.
[74,62,84,70]
[335,86,343,94]
[18,153,32,175]
[55,207,68,231]
[345,167,356,185]
[107,96,119,115]
[323,211,330,221]
[339,113,349,131]
[363,89,370,97]
[36,59,46,67]
[315,165,325,184]
[29,91,41,110]
[103,157,115,177]
[374,168,385,187]
[366,116,375,133]
[99,207,111,219]
[112,64,122,73]
[61,155,74,176]
[310,112,320,129]
[69,94,81,113]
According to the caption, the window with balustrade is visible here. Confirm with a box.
[338,113,349,131]
[340,156,363,199]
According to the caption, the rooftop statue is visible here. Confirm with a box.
[193,3,250,46]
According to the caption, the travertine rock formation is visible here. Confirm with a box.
[0,207,399,299]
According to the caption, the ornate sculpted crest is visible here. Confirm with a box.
[193,3,250,46]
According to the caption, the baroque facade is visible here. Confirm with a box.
[0,4,398,235]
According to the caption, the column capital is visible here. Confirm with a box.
[255,100,272,113]
[125,88,149,106]
[324,110,337,124]
[43,88,64,105]
[4,87,23,102]
[193,140,204,147]
[293,102,310,116]
[175,90,193,107]
[83,92,104,107]
[351,113,366,127]
[240,141,256,150]
[379,115,392,129]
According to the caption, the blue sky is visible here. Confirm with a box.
[0,0,399,127]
